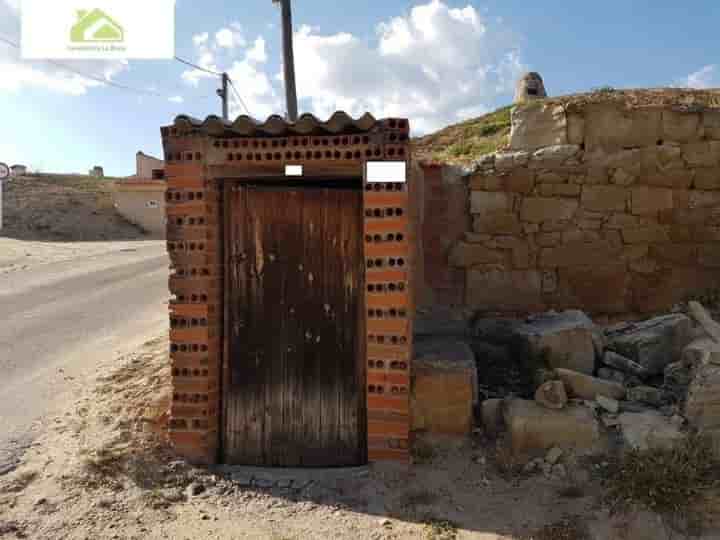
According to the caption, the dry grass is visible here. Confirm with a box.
[422,518,458,540]
[526,515,589,540]
[412,105,512,164]
[603,436,720,532]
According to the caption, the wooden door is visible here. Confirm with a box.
[223,182,367,467]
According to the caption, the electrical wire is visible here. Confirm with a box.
[227,78,251,115]
[0,34,212,102]
[173,55,222,76]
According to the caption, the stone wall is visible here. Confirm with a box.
[426,98,720,317]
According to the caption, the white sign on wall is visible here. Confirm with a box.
[21,0,176,60]
[366,161,407,183]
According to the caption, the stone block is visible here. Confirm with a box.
[621,225,670,244]
[535,380,568,409]
[618,411,686,452]
[470,191,515,215]
[610,168,636,187]
[472,211,523,235]
[567,114,585,145]
[662,110,702,143]
[520,197,578,223]
[630,186,673,216]
[539,240,621,268]
[581,185,627,212]
[704,110,720,140]
[467,269,544,311]
[694,168,720,190]
[503,399,606,458]
[641,170,694,189]
[603,350,651,378]
[682,338,720,370]
[556,368,626,400]
[515,311,599,375]
[699,245,720,268]
[481,398,504,437]
[412,339,477,436]
[510,103,568,151]
[414,307,469,339]
[495,150,530,170]
[529,145,581,168]
[558,262,630,313]
[448,242,505,268]
[605,314,693,375]
[684,362,720,431]
[585,104,663,152]
[536,171,568,184]
[684,141,720,168]
[505,168,536,194]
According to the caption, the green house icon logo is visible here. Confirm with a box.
[70,9,124,43]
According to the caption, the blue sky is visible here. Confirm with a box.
[0,0,718,176]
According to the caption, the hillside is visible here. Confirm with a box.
[412,105,512,164]
[412,87,720,165]
[1,174,147,241]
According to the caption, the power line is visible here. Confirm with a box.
[0,34,211,102]
[173,55,222,76]
[227,78,251,115]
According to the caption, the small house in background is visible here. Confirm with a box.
[89,166,104,178]
[112,151,166,237]
[10,164,27,177]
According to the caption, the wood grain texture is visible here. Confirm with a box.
[223,183,366,467]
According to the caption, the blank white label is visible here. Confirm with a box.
[285,165,303,176]
[367,161,406,183]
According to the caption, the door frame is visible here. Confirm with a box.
[220,177,367,465]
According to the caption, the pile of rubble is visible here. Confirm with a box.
[475,303,720,462]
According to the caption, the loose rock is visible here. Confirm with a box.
[597,367,626,384]
[618,411,686,451]
[556,368,626,401]
[596,395,620,414]
[602,351,650,379]
[627,386,667,407]
[545,447,563,465]
[535,380,568,410]
[515,310,599,375]
[605,314,692,375]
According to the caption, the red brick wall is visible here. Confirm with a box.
[415,164,470,308]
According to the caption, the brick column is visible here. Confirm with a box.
[162,128,223,465]
[365,119,413,462]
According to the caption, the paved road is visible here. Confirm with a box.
[0,242,169,474]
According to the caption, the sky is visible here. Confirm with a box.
[0,0,718,176]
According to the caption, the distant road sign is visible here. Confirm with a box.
[0,163,8,180]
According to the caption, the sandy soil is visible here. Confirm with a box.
[1,175,148,243]
[0,335,614,540]
[0,238,164,275]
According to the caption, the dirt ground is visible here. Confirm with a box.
[0,334,621,540]
[1,174,147,242]
[0,238,164,275]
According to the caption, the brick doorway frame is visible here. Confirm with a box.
[161,113,414,465]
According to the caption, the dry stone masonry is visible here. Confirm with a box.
[451,90,720,316]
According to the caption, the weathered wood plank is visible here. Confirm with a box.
[223,182,365,467]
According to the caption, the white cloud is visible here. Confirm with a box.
[246,37,267,63]
[677,65,718,89]
[179,0,525,134]
[192,32,209,46]
[168,95,184,103]
[215,23,246,49]
[0,0,129,95]
[290,0,525,133]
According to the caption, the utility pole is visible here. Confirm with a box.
[273,0,298,121]
[217,72,229,121]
